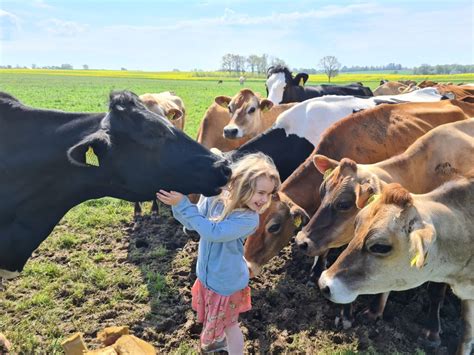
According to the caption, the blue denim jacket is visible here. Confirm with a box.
[171,195,259,296]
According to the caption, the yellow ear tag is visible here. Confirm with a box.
[366,193,380,206]
[410,251,427,268]
[85,146,100,167]
[323,168,334,181]
[410,252,421,267]
[166,112,175,120]
[294,215,302,228]
[299,77,305,86]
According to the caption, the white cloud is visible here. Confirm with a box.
[0,10,21,40]
[32,0,54,9]
[41,18,89,37]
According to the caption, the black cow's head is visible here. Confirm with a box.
[265,65,309,104]
[67,91,230,200]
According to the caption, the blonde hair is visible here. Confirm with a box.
[212,152,280,221]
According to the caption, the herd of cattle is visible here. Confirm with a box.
[1,65,473,353]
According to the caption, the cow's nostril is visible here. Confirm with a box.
[321,285,331,298]
[298,241,308,251]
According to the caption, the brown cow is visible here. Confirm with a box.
[435,84,474,100]
[295,119,474,338]
[319,180,474,355]
[216,89,280,139]
[136,92,186,217]
[245,98,474,276]
[197,89,294,151]
[373,81,416,95]
[140,92,185,130]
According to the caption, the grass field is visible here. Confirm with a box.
[0,70,472,353]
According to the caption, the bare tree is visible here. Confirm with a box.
[247,55,260,74]
[319,56,341,82]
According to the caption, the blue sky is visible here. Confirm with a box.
[1,0,472,71]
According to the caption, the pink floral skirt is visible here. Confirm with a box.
[191,278,251,347]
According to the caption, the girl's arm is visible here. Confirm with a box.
[172,197,259,243]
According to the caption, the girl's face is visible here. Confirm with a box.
[246,175,275,213]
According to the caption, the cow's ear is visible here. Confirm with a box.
[166,108,183,121]
[291,205,310,232]
[215,96,232,108]
[409,222,436,268]
[355,183,378,209]
[67,131,111,168]
[259,99,273,112]
[313,154,339,175]
[294,73,309,86]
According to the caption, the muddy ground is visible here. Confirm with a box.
[122,207,462,354]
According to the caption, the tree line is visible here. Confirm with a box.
[220,54,287,74]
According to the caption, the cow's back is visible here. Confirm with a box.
[280,99,473,214]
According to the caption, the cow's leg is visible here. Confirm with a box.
[361,292,390,321]
[151,199,159,217]
[458,299,473,355]
[134,202,142,219]
[335,303,354,329]
[308,251,328,286]
[422,282,447,347]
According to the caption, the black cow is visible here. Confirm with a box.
[0,91,230,280]
[265,65,373,105]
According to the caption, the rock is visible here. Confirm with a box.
[61,332,88,355]
[112,335,156,354]
[0,333,11,354]
[85,345,118,355]
[97,326,129,346]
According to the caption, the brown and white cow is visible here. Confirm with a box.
[140,92,185,130]
[294,119,474,337]
[136,92,187,217]
[244,98,474,277]
[319,180,474,355]
[196,89,294,151]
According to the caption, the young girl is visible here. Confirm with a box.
[156,152,280,354]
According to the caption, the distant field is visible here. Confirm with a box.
[1,69,472,139]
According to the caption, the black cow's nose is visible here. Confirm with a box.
[298,241,308,251]
[320,285,331,298]
[224,128,238,138]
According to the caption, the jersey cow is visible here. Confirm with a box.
[319,179,474,355]
[265,65,373,105]
[244,98,474,278]
[0,91,230,282]
[196,90,294,152]
[295,119,474,339]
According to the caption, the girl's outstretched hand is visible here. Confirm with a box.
[156,190,184,206]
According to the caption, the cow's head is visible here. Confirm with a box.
[265,65,308,104]
[296,155,383,256]
[244,193,309,276]
[318,183,435,304]
[67,91,230,200]
[139,93,184,131]
[215,89,273,139]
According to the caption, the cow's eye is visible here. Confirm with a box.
[368,244,392,255]
[248,107,256,114]
[267,223,281,233]
[336,200,352,211]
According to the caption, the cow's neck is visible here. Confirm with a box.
[370,147,433,193]
[414,198,474,290]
